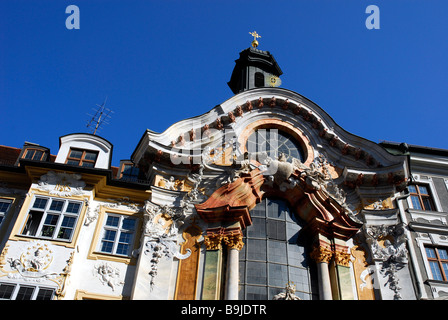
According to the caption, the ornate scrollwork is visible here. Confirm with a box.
[364,224,408,300]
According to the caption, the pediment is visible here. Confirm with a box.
[132,87,408,192]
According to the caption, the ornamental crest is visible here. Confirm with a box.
[37,171,86,196]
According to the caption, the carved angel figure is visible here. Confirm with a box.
[94,262,124,292]
[272,282,302,300]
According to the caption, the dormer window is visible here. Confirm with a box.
[66,148,98,168]
[23,149,45,161]
[18,143,50,164]
[119,162,140,182]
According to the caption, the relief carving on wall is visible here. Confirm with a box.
[1,241,74,299]
[93,261,124,292]
[365,224,408,300]
[36,171,86,197]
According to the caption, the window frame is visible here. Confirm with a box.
[98,213,137,257]
[0,198,13,226]
[246,128,305,163]
[88,206,141,265]
[22,148,46,161]
[0,282,55,300]
[425,246,448,282]
[408,183,436,211]
[240,197,315,300]
[65,148,98,168]
[20,196,83,242]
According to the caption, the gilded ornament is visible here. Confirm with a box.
[310,245,333,264]
[249,31,261,48]
[223,234,244,251]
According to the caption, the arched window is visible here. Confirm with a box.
[239,198,318,300]
[254,72,265,88]
[246,129,305,162]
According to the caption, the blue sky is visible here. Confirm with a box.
[1,0,447,167]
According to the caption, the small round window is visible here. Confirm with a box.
[246,129,304,162]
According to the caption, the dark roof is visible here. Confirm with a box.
[0,145,22,166]
[379,141,448,157]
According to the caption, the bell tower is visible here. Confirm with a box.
[227,31,283,94]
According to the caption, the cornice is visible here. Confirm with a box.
[132,88,407,173]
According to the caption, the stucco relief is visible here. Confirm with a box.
[36,171,86,196]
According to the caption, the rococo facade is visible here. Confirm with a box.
[1,39,448,300]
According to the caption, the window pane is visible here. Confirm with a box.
[122,218,136,231]
[247,239,266,261]
[0,201,11,214]
[422,197,434,211]
[267,220,286,241]
[246,261,267,285]
[57,217,76,240]
[33,198,48,209]
[247,217,265,238]
[426,247,436,259]
[408,185,417,193]
[268,263,288,287]
[69,150,83,159]
[119,232,133,244]
[106,216,120,227]
[418,185,429,195]
[44,214,59,226]
[429,261,444,281]
[84,152,97,161]
[101,241,114,253]
[0,284,15,299]
[246,130,304,162]
[103,229,117,241]
[16,286,34,300]
[49,200,64,212]
[35,288,54,300]
[81,162,95,168]
[268,240,287,264]
[442,262,448,279]
[32,150,43,160]
[22,211,43,236]
[410,196,422,210]
[24,150,35,159]
[66,202,81,214]
[67,159,80,166]
[246,285,267,300]
[116,243,130,255]
[438,249,448,260]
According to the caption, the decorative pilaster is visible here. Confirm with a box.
[332,244,355,300]
[202,228,244,300]
[202,228,225,300]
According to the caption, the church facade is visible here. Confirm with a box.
[0,41,447,300]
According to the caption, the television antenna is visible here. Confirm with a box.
[86,97,114,135]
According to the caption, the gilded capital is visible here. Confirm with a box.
[204,234,223,250]
[223,234,244,251]
[334,251,352,267]
[310,245,333,264]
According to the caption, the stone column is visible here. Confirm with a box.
[310,244,334,300]
[223,232,244,300]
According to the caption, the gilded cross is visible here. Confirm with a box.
[249,31,261,48]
